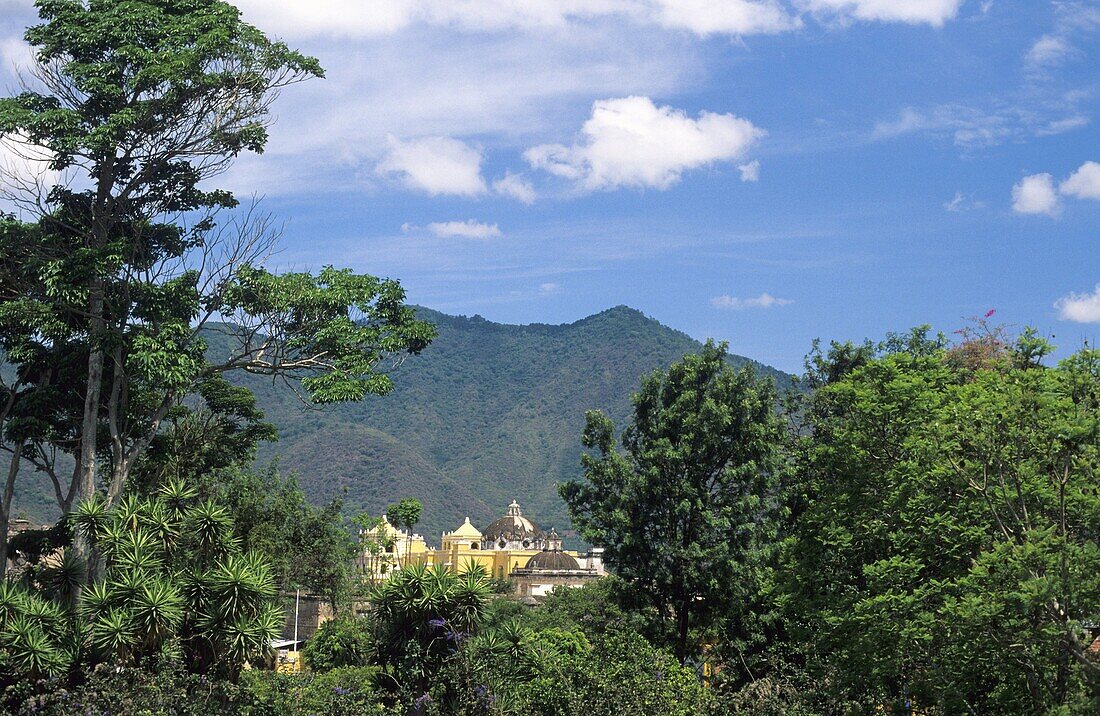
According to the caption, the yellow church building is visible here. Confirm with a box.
[359,500,604,596]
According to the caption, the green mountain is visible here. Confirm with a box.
[244,306,793,542]
[12,306,793,543]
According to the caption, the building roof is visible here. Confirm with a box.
[524,550,581,571]
[483,500,544,543]
[448,516,483,539]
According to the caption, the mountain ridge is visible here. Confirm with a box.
[12,305,794,543]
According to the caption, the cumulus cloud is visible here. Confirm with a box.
[231,0,971,39]
[1055,285,1100,324]
[376,135,487,196]
[1011,173,1060,216]
[710,292,793,310]
[492,172,537,204]
[738,159,761,182]
[525,96,764,191]
[652,0,800,36]
[425,220,502,239]
[232,0,801,40]
[1060,161,1100,201]
[801,0,964,26]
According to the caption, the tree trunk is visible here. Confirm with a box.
[675,601,691,664]
[74,281,105,573]
[0,441,23,580]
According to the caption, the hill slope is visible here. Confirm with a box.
[245,306,793,542]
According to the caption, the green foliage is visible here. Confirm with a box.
[506,627,713,716]
[214,463,357,604]
[0,489,282,704]
[203,306,793,545]
[303,615,374,671]
[369,563,492,696]
[240,667,393,716]
[7,663,259,715]
[386,498,423,536]
[784,333,1100,714]
[561,340,785,662]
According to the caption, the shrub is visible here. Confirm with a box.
[240,666,393,716]
[303,614,374,671]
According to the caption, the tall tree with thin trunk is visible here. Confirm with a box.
[0,0,435,572]
[561,340,784,663]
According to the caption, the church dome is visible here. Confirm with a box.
[483,500,544,546]
[524,550,581,571]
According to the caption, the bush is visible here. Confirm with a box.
[240,666,393,716]
[303,615,374,671]
[509,627,713,716]
[9,664,259,715]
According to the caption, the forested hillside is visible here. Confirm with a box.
[243,306,791,541]
[11,305,790,540]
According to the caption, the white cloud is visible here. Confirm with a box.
[1026,34,1073,68]
[376,135,487,197]
[738,159,761,182]
[538,282,563,295]
[0,35,32,75]
[873,105,1014,149]
[1036,115,1089,136]
[1011,173,1060,216]
[492,172,537,204]
[653,0,800,36]
[231,0,802,40]
[801,0,964,27]
[0,132,58,213]
[944,192,985,212]
[525,96,764,191]
[231,0,972,39]
[710,292,793,310]
[426,220,502,239]
[1059,161,1100,201]
[1055,285,1100,324]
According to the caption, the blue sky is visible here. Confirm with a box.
[1,0,1098,372]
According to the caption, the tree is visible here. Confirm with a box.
[785,330,1100,713]
[215,464,358,605]
[0,0,435,570]
[386,498,423,567]
[561,340,784,663]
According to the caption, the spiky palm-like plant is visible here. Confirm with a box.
[371,562,492,694]
[4,492,285,684]
[90,608,136,663]
[1,615,66,677]
[71,496,109,548]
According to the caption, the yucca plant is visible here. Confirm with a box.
[90,608,136,664]
[0,581,29,625]
[71,496,110,548]
[1,614,68,678]
[114,494,150,533]
[39,552,86,604]
[186,500,238,565]
[79,580,114,623]
[130,580,185,651]
[7,490,284,681]
[158,477,198,518]
[371,562,492,695]
[206,553,276,621]
[109,528,165,574]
